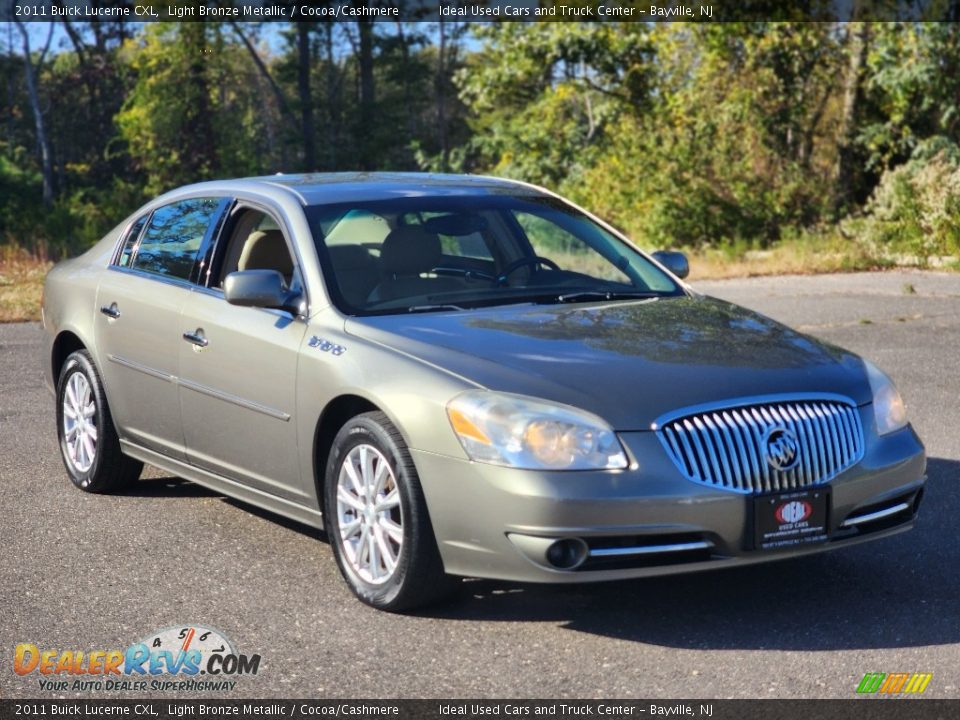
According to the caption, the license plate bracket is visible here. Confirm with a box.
[753,488,829,551]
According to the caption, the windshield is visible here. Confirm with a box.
[306,194,685,316]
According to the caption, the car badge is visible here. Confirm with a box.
[308,336,346,356]
[764,427,800,471]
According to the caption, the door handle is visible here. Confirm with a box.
[182,330,208,348]
[99,303,121,319]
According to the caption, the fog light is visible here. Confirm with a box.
[545,538,589,570]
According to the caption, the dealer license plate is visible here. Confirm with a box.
[753,488,829,550]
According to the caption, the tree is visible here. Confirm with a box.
[297,22,317,170]
[117,23,269,194]
[834,22,871,214]
[455,23,655,186]
[13,20,55,205]
[356,16,376,169]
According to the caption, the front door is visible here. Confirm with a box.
[177,206,309,502]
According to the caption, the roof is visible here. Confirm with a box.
[239,172,544,205]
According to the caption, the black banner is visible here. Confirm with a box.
[4,0,960,23]
[1,701,959,720]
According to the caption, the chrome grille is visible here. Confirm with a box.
[656,399,864,494]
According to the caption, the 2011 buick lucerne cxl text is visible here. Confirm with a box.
[41,173,926,611]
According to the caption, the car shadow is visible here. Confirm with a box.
[222,497,326,541]
[116,470,328,539]
[119,476,221,498]
[425,457,959,652]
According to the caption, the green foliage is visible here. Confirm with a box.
[855,138,960,262]
[455,23,653,187]
[2,21,960,266]
[562,24,835,248]
[0,152,45,247]
[860,24,960,172]
[117,23,269,196]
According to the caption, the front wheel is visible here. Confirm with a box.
[324,411,455,611]
[56,350,143,493]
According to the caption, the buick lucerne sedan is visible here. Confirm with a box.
[41,173,926,611]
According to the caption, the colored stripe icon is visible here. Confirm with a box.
[857,672,933,694]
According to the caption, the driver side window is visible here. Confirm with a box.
[216,208,301,293]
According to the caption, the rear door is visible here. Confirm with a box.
[95,197,228,460]
[177,203,309,502]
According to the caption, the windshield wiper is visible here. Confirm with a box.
[407,303,466,313]
[551,290,662,304]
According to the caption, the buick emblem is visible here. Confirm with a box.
[764,427,800,471]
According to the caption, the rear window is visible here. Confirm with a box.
[131,198,223,281]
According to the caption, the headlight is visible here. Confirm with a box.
[864,360,908,435]
[446,391,628,471]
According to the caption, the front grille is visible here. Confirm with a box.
[656,398,865,494]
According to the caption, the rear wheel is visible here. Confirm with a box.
[56,350,142,493]
[324,411,455,611]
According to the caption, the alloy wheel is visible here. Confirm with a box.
[62,371,97,473]
[335,444,403,585]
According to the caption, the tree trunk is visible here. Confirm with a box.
[14,20,55,206]
[833,21,870,215]
[800,81,833,169]
[324,24,341,169]
[297,23,316,171]
[394,22,417,144]
[180,23,218,180]
[230,21,294,121]
[357,16,375,169]
[436,18,449,171]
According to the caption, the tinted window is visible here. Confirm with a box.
[116,215,148,268]
[132,198,222,281]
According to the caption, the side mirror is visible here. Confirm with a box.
[224,270,298,312]
[652,250,690,279]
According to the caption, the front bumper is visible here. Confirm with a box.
[412,412,926,583]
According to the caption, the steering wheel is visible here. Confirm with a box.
[495,256,561,286]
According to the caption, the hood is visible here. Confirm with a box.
[345,296,871,430]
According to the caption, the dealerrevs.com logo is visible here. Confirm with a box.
[14,624,261,693]
[856,672,933,695]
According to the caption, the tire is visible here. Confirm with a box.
[324,411,455,612]
[56,350,143,493]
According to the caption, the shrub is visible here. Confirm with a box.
[857,138,960,263]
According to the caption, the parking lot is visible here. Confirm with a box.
[1,270,958,698]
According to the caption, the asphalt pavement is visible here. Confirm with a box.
[1,270,958,699]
